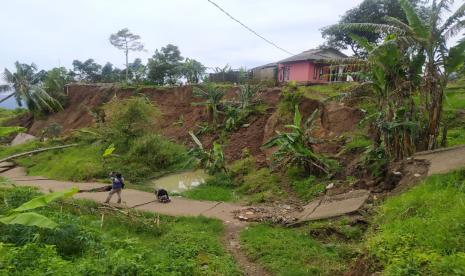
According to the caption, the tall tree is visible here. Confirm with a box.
[72,59,102,82]
[321,0,425,56]
[182,58,206,84]
[147,44,183,85]
[109,28,144,82]
[0,62,61,113]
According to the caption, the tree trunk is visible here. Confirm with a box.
[125,49,129,83]
[0,93,16,104]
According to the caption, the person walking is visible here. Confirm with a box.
[104,172,124,204]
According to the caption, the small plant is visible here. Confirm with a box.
[42,122,63,138]
[187,132,227,175]
[277,81,303,118]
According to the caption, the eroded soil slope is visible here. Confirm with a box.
[18,84,364,162]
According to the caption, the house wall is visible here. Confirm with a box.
[252,67,276,81]
[278,61,330,84]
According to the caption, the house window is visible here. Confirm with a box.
[319,67,324,80]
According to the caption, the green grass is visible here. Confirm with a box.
[17,144,105,182]
[446,127,465,147]
[240,223,359,275]
[343,134,372,153]
[0,108,27,125]
[366,170,465,275]
[0,140,46,159]
[183,185,238,202]
[302,83,358,101]
[0,184,241,275]
[0,126,26,138]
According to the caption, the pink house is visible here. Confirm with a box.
[277,48,348,84]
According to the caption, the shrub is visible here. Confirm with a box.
[228,156,256,183]
[41,122,63,138]
[103,96,161,149]
[127,134,186,170]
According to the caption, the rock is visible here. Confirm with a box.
[326,183,335,190]
[414,173,421,177]
[245,211,254,215]
[393,171,402,175]
[11,133,37,146]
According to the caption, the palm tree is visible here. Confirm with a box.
[328,0,465,150]
[0,62,61,112]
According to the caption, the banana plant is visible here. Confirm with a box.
[263,105,332,175]
[0,187,78,229]
[187,132,227,175]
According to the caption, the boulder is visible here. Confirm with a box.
[11,133,37,146]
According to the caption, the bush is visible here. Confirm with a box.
[127,134,186,170]
[103,96,161,150]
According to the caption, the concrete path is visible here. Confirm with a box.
[0,166,241,222]
[414,145,465,175]
[292,189,370,223]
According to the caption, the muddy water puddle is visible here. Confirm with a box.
[151,170,209,193]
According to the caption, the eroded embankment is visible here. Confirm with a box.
[11,84,364,163]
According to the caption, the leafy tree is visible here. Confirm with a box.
[128,58,147,83]
[101,62,123,83]
[321,0,425,56]
[182,58,206,84]
[43,67,71,106]
[147,44,183,85]
[263,106,333,175]
[109,28,144,82]
[0,62,62,113]
[72,59,102,82]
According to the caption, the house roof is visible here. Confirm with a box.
[278,48,348,64]
[251,62,277,70]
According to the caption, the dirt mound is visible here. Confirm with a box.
[321,103,364,136]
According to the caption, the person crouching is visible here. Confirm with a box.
[155,188,171,203]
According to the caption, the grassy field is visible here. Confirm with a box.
[240,220,362,275]
[365,170,465,275]
[0,183,240,275]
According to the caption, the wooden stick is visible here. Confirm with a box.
[100,213,105,228]
[0,144,78,163]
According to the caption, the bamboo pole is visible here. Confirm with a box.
[0,144,78,163]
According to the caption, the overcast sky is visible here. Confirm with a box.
[1,0,463,77]
[0,0,367,74]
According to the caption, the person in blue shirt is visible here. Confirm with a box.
[104,172,124,204]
